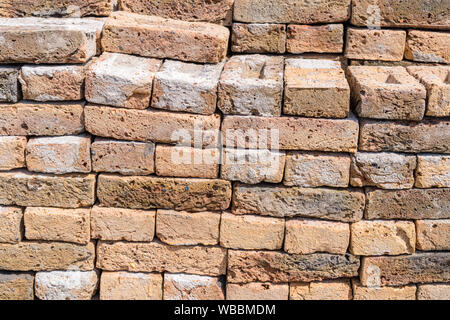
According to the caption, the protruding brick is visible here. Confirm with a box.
[352,281,416,300]
[0,272,34,300]
[290,280,351,300]
[164,273,224,300]
[0,136,26,171]
[227,282,288,300]
[156,210,220,246]
[416,220,450,251]
[100,272,162,300]
[417,284,450,300]
[405,30,450,64]
[0,66,19,102]
[218,55,284,116]
[232,23,286,54]
[287,24,343,53]
[0,207,22,244]
[415,155,450,188]
[102,11,229,63]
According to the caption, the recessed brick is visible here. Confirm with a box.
[227,282,288,300]
[0,136,26,171]
[287,24,343,53]
[164,273,224,300]
[100,272,162,300]
[0,207,22,244]
[415,155,450,188]
[290,280,351,300]
[405,30,450,64]
[416,220,450,251]
[0,66,19,102]
[232,23,286,54]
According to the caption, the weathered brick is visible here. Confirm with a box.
[287,24,343,53]
[0,66,19,102]
[156,210,220,246]
[164,273,224,300]
[416,220,450,251]
[417,284,450,300]
[415,155,450,188]
[347,66,426,120]
[290,280,351,300]
[285,219,349,255]
[0,136,26,171]
[405,30,450,64]
[218,55,284,116]
[102,12,229,63]
[227,282,288,300]
[232,23,286,54]
[100,271,162,300]
[0,207,22,244]
[97,241,227,276]
[0,272,34,300]
[233,184,364,222]
[352,280,416,300]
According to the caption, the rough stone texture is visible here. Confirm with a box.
[0,136,26,171]
[0,272,34,300]
[347,66,426,121]
[97,241,227,276]
[360,253,450,287]
[102,11,229,63]
[234,0,351,24]
[152,59,224,115]
[91,139,155,176]
[415,155,450,188]
[0,171,95,208]
[26,135,91,174]
[155,145,219,179]
[287,24,343,53]
[233,184,365,222]
[350,221,416,256]
[365,188,450,220]
[220,213,284,250]
[227,282,288,300]
[100,271,163,300]
[86,53,162,109]
[350,152,416,189]
[221,148,285,184]
[417,284,450,300]
[156,210,220,246]
[283,152,350,188]
[222,115,359,152]
[35,270,98,300]
[0,17,103,63]
[0,66,19,102]
[405,30,450,64]
[0,207,22,244]
[218,55,284,116]
[91,206,156,242]
[284,59,350,118]
[164,273,225,300]
[232,23,286,54]
[0,241,95,271]
[352,281,416,300]
[290,280,351,300]
[416,220,450,251]
[359,120,450,154]
[97,174,231,212]
[284,219,350,255]
[0,102,84,136]
[227,250,359,283]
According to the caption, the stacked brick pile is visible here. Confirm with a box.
[0,0,449,300]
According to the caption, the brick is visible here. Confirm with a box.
[0,136,26,171]
[0,207,22,244]
[91,206,155,242]
[234,0,351,24]
[284,152,350,188]
[227,250,359,283]
[290,280,351,300]
[347,66,426,120]
[365,188,450,220]
[0,272,33,300]
[222,115,359,152]
[0,102,84,136]
[35,270,98,300]
[350,152,416,189]
[233,184,364,222]
[416,155,450,188]
[156,210,220,246]
[227,282,288,300]
[220,213,284,250]
[285,219,349,255]
[361,253,450,286]
[164,273,224,300]
[24,207,90,245]
[100,271,162,300]
[218,55,284,116]
[416,220,450,251]
[98,174,231,211]
[102,12,229,63]
[407,66,450,117]
[119,0,234,26]
[345,28,406,61]
[0,17,103,63]
[287,24,343,53]
[151,59,224,115]
[155,145,219,179]
[86,53,161,109]
[359,120,450,154]
[91,139,155,176]
[221,148,285,184]
[350,221,415,256]
[26,135,91,174]
[417,284,450,300]
[232,23,286,54]
[0,66,19,102]
[85,105,221,148]
[405,30,450,64]
[284,59,350,118]
[97,241,227,276]
[0,171,95,208]
[352,281,416,300]
[0,241,95,271]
